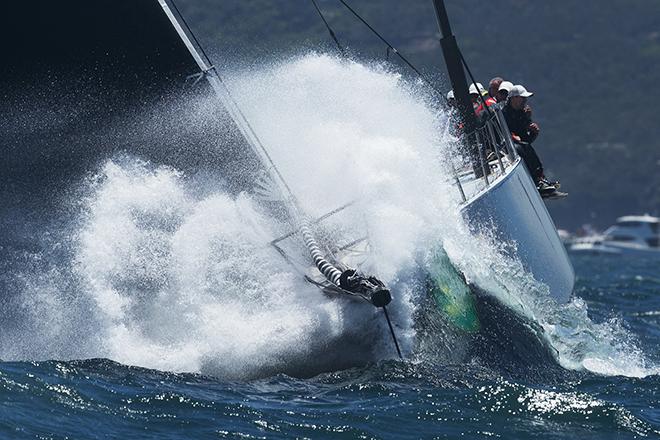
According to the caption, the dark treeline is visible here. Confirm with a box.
[177,0,660,230]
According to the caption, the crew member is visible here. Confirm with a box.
[468,82,483,110]
[470,82,496,118]
[503,85,565,198]
[447,90,456,107]
[496,81,514,104]
[488,77,503,99]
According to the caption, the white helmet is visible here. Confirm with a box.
[498,81,514,93]
[468,82,486,95]
[509,84,534,98]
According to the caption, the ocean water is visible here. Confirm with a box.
[1,256,658,439]
[1,55,658,438]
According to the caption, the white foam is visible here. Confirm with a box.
[225,53,657,379]
[3,53,655,379]
[65,55,456,377]
[72,159,385,377]
[445,226,658,378]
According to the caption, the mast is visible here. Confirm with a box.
[431,0,478,139]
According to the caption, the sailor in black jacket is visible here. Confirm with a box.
[503,85,565,198]
[503,85,543,180]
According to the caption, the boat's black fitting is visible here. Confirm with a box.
[339,269,392,307]
[370,288,392,308]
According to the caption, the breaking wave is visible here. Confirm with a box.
[0,53,655,379]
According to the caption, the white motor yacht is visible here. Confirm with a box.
[570,215,660,256]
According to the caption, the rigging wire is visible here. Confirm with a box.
[334,0,446,100]
[311,0,345,56]
[169,0,405,357]
[167,0,299,203]
[168,0,215,68]
[459,48,496,120]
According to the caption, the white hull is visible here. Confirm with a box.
[570,242,660,257]
[460,158,575,303]
[568,214,660,257]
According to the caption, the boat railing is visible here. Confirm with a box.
[450,106,519,203]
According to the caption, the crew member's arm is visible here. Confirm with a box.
[527,122,540,142]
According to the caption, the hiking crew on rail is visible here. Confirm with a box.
[447,77,566,199]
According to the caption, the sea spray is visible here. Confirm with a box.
[227,53,657,377]
[73,158,395,378]
[0,53,655,379]
[446,224,656,377]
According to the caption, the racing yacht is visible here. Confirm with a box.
[6,0,576,356]
[430,0,575,303]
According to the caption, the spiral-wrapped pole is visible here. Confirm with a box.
[299,219,343,287]
[299,218,391,308]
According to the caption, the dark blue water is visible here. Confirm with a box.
[1,255,657,439]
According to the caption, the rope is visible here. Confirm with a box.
[167,1,299,211]
[311,0,345,56]
[458,48,495,120]
[336,0,445,100]
[165,1,403,359]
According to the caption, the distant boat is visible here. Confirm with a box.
[569,215,660,256]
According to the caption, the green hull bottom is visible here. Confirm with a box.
[427,249,480,332]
